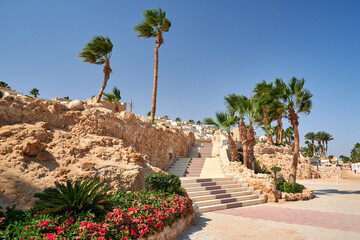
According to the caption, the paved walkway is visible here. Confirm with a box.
[178,180,360,240]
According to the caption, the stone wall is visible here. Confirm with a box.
[318,166,341,178]
[0,95,194,209]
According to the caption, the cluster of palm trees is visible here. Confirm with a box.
[204,77,313,183]
[339,142,360,164]
[78,8,170,123]
[304,131,334,158]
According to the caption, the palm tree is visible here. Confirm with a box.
[267,100,287,144]
[253,80,275,144]
[283,126,294,144]
[0,81,10,88]
[225,94,260,169]
[274,78,313,183]
[304,132,316,157]
[323,132,334,157]
[134,8,171,123]
[196,120,201,125]
[147,111,151,117]
[188,119,195,123]
[203,111,239,162]
[315,131,327,157]
[175,117,181,122]
[29,88,40,98]
[103,86,121,112]
[78,36,113,103]
[351,143,360,163]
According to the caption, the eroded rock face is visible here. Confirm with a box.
[0,96,194,209]
[254,143,320,180]
[225,162,277,202]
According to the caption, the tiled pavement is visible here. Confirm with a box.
[177,181,360,240]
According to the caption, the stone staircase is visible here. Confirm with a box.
[166,142,211,177]
[181,177,265,213]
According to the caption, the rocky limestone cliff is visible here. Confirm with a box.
[254,142,320,180]
[0,96,194,209]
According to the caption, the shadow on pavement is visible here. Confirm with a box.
[176,214,211,240]
[315,189,360,196]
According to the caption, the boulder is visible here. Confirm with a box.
[67,100,84,111]
[22,138,45,157]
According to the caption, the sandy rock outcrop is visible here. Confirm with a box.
[254,143,320,180]
[0,96,194,209]
[225,162,277,202]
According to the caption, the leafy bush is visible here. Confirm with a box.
[275,181,305,193]
[273,143,286,147]
[0,206,25,231]
[0,91,2,98]
[33,178,113,217]
[145,173,182,195]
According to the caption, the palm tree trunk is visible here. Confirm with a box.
[240,120,248,168]
[247,125,255,169]
[312,140,315,157]
[325,141,328,157]
[237,122,242,145]
[150,33,163,123]
[96,60,112,103]
[277,116,283,144]
[289,108,299,183]
[227,134,239,161]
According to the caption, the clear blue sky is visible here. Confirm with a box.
[1,0,360,158]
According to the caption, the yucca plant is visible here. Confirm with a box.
[33,178,113,217]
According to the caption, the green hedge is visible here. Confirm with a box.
[145,172,184,195]
[275,181,305,193]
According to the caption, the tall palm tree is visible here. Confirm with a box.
[304,132,316,157]
[323,132,334,157]
[134,8,171,123]
[29,88,40,98]
[351,143,360,163]
[274,77,313,183]
[203,111,239,162]
[103,86,121,112]
[267,100,287,144]
[253,80,275,144]
[315,131,327,157]
[78,36,113,103]
[225,94,249,167]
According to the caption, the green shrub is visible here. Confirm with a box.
[33,178,113,217]
[145,172,182,194]
[275,181,305,193]
[0,91,2,98]
[271,166,282,179]
[0,205,26,230]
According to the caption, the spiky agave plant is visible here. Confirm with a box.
[34,178,113,217]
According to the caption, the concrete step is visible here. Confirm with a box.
[187,187,247,197]
[195,194,258,207]
[190,190,253,202]
[181,177,233,184]
[185,184,243,192]
[197,198,264,213]
[182,180,238,188]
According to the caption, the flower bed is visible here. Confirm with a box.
[0,190,194,239]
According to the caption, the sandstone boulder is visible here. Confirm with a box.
[67,100,84,111]
[22,138,45,157]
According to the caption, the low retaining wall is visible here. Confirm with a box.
[139,213,195,240]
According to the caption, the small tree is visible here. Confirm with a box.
[147,111,151,117]
[271,166,282,180]
[188,119,195,123]
[196,120,201,125]
[63,96,70,100]
[103,86,121,112]
[29,88,40,98]
[175,117,181,122]
[163,115,169,119]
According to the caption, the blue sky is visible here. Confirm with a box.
[1,0,360,157]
